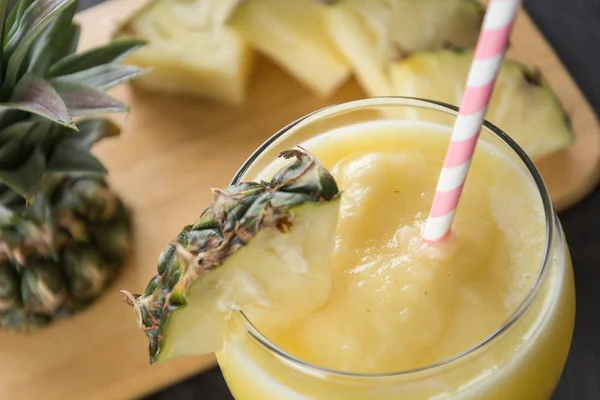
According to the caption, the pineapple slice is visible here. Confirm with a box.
[326,0,484,97]
[123,149,341,363]
[229,0,351,97]
[115,0,254,104]
[390,50,574,159]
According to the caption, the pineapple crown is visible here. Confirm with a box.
[0,0,145,206]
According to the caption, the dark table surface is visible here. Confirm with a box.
[78,0,600,399]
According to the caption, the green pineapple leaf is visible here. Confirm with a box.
[0,119,56,158]
[0,184,24,207]
[49,22,80,67]
[0,144,44,202]
[0,0,9,71]
[46,139,106,175]
[50,64,148,91]
[27,1,79,75]
[0,121,49,166]
[46,1,80,65]
[0,119,37,143]
[0,135,20,165]
[48,38,146,77]
[2,0,78,97]
[0,121,52,203]
[25,22,55,76]
[74,118,121,149]
[1,73,75,128]
[0,108,30,131]
[51,80,128,116]
[21,191,51,226]
[5,0,34,42]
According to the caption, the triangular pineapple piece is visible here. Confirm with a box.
[326,0,484,97]
[229,0,351,97]
[390,49,574,159]
[115,0,254,104]
[122,149,341,363]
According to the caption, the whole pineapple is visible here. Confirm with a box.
[0,0,145,331]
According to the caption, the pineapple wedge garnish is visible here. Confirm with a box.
[229,0,351,97]
[115,0,254,104]
[123,149,341,363]
[390,49,574,159]
[326,0,484,97]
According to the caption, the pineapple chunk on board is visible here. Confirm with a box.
[326,0,484,97]
[114,0,254,104]
[390,50,574,160]
[229,0,351,97]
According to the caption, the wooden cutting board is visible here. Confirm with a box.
[0,1,598,400]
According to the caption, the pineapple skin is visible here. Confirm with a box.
[0,177,132,332]
[122,149,340,363]
[115,0,255,104]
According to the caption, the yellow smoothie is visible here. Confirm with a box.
[217,119,575,399]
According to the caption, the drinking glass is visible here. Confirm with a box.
[217,97,575,400]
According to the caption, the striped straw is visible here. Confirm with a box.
[422,0,522,242]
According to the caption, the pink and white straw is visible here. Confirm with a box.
[423,0,523,242]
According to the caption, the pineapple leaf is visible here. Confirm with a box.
[51,81,128,116]
[2,0,77,97]
[1,73,75,128]
[75,118,121,149]
[5,0,34,43]
[1,119,55,156]
[0,108,29,130]
[0,136,20,166]
[0,0,8,75]
[50,64,148,91]
[48,38,146,77]
[48,0,78,39]
[0,184,24,207]
[0,122,49,180]
[27,1,79,75]
[21,191,51,225]
[50,23,80,67]
[47,139,106,175]
[0,144,44,202]
[23,25,53,76]
[0,121,47,154]
[0,120,33,141]
[21,119,53,153]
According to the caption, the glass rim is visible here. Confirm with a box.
[229,96,556,379]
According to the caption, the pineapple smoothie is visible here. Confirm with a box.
[123,98,574,400]
[216,118,575,399]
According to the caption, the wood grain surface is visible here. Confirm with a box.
[0,1,598,400]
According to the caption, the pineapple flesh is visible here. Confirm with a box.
[0,0,144,331]
[115,0,254,104]
[390,49,574,160]
[122,149,341,363]
[326,0,484,96]
[229,0,351,97]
